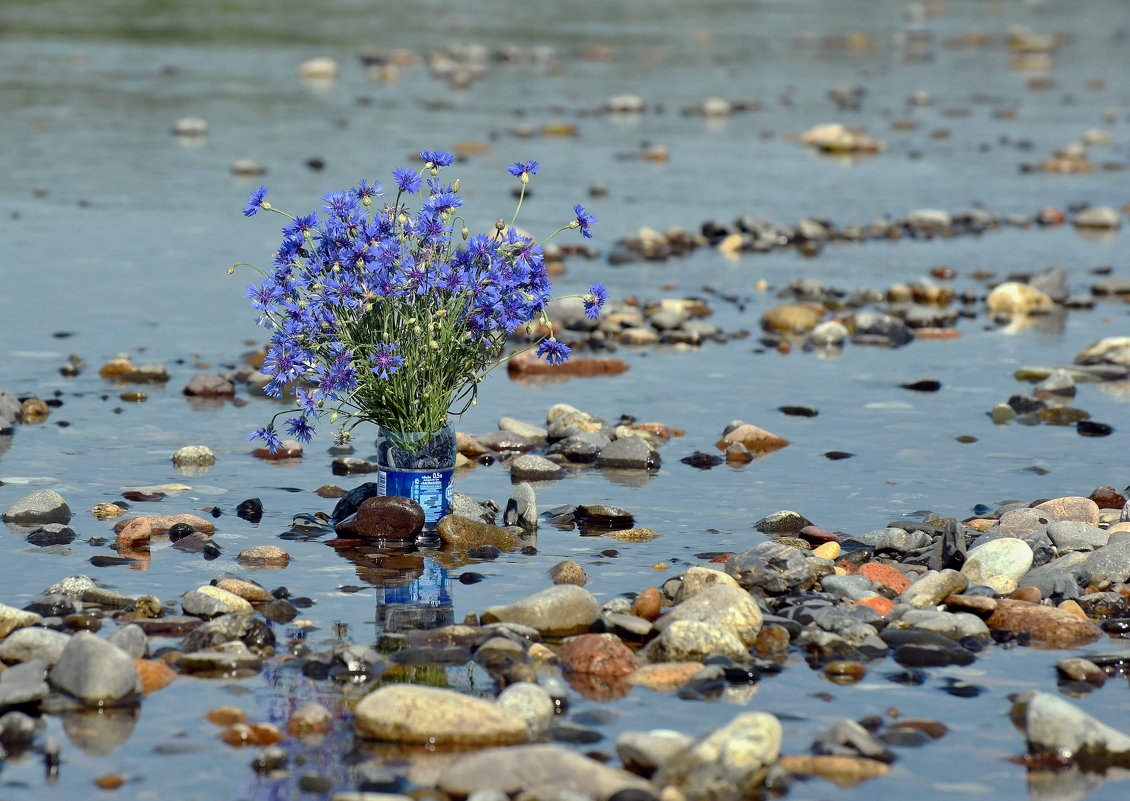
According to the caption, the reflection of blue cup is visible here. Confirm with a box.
[377,557,454,632]
[377,467,453,525]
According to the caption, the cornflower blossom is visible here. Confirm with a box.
[238,158,599,448]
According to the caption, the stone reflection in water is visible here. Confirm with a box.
[1026,766,1130,801]
[59,704,140,756]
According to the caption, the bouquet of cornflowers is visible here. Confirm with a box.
[235,150,605,452]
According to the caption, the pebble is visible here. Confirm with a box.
[1072,205,1122,230]
[1014,691,1130,761]
[176,641,263,673]
[1033,496,1100,525]
[654,584,763,646]
[172,446,215,468]
[960,538,1033,595]
[0,603,43,639]
[236,545,291,567]
[353,685,526,746]
[113,514,215,536]
[496,682,556,740]
[509,453,566,481]
[597,437,658,469]
[725,541,817,595]
[777,755,890,786]
[437,516,521,551]
[561,633,639,678]
[901,569,969,608]
[616,730,697,777]
[2,490,71,526]
[607,527,661,543]
[625,662,704,691]
[984,599,1102,647]
[183,586,254,617]
[641,620,749,662]
[656,712,781,799]
[0,627,71,666]
[47,631,141,704]
[184,373,235,397]
[548,560,588,586]
[437,744,653,799]
[715,424,788,453]
[504,482,537,529]
[481,585,600,637]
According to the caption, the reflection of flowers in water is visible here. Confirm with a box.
[376,556,454,633]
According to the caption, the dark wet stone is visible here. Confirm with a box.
[236,498,263,523]
[131,616,202,637]
[180,613,276,655]
[550,720,604,744]
[926,518,968,571]
[334,496,424,540]
[25,524,76,547]
[778,405,818,417]
[681,451,724,469]
[261,599,298,624]
[3,490,72,526]
[850,312,913,347]
[755,510,811,535]
[476,431,536,453]
[1077,420,1114,437]
[597,437,659,470]
[900,378,942,392]
[23,594,80,617]
[575,505,635,527]
[167,522,196,541]
[329,482,381,522]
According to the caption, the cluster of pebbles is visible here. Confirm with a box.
[6,389,1130,799]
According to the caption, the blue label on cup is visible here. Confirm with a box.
[377,468,453,524]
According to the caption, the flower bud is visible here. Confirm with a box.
[226,266,236,275]
[495,219,506,232]
[461,226,469,240]
[451,179,461,192]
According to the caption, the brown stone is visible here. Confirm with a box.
[205,706,248,726]
[754,623,790,659]
[548,560,588,586]
[985,599,1102,647]
[625,662,704,691]
[214,578,274,602]
[943,594,998,616]
[630,422,684,439]
[220,722,284,747]
[1058,599,1088,619]
[561,633,639,679]
[607,527,661,543]
[20,398,49,424]
[99,357,137,378]
[858,562,911,594]
[631,587,663,621]
[287,702,334,736]
[506,350,630,377]
[1009,586,1043,603]
[135,658,178,695]
[887,719,948,739]
[184,373,235,397]
[715,424,789,453]
[1089,486,1128,509]
[778,755,890,786]
[1033,496,1101,526]
[113,514,215,536]
[115,516,153,546]
[236,545,290,567]
[437,515,520,551]
[760,303,824,334]
[314,484,346,498]
[333,496,424,540]
[798,525,840,545]
[252,440,303,460]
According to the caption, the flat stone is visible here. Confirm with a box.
[626,662,705,691]
[353,685,525,746]
[0,603,43,639]
[437,744,651,800]
[437,516,521,551]
[1047,521,1110,552]
[616,729,697,777]
[597,437,658,470]
[892,609,990,643]
[3,490,71,525]
[182,586,253,617]
[236,545,290,567]
[1083,540,1130,586]
[47,631,141,704]
[113,514,215,536]
[985,599,1102,647]
[0,627,71,666]
[481,585,600,637]
[901,570,969,609]
[1033,496,1101,526]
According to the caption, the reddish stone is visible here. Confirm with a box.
[984,599,1102,647]
[1008,586,1043,603]
[252,441,303,460]
[709,552,735,563]
[944,594,998,616]
[630,423,685,439]
[714,424,789,453]
[287,702,335,737]
[114,514,215,536]
[754,623,790,659]
[1089,486,1128,509]
[220,722,284,748]
[798,525,840,545]
[626,662,704,691]
[506,350,630,378]
[631,587,663,621]
[333,496,424,540]
[560,633,639,679]
[887,719,948,739]
[315,485,346,498]
[857,562,911,594]
[855,597,894,616]
[1032,496,1100,525]
[115,516,153,546]
[135,659,177,695]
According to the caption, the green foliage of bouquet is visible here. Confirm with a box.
[234,150,605,451]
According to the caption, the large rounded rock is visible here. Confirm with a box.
[597,437,658,469]
[0,603,44,639]
[656,712,782,801]
[1014,691,1130,759]
[0,627,72,666]
[761,304,823,334]
[642,620,749,663]
[353,685,526,746]
[437,515,520,551]
[985,599,1102,647]
[960,538,1033,595]
[560,633,639,678]
[47,631,141,704]
[496,681,556,739]
[3,490,71,525]
[675,566,743,603]
[437,744,652,800]
[987,282,1056,316]
[655,584,763,646]
[334,496,424,539]
[481,585,600,637]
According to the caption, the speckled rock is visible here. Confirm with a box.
[617,729,697,777]
[509,454,566,481]
[172,446,215,468]
[236,545,291,567]
[641,620,749,663]
[561,633,639,679]
[0,603,43,639]
[2,490,71,526]
[675,566,743,603]
[481,585,600,637]
[1033,496,1101,526]
[901,570,969,609]
[496,681,556,740]
[985,599,1102,647]
[656,712,782,801]
[548,560,588,586]
[1082,540,1130,586]
[353,685,526,746]
[0,627,71,666]
[437,516,521,551]
[655,584,763,646]
[961,538,1033,595]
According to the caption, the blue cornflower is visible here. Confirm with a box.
[243,186,269,217]
[507,160,539,183]
[322,191,357,218]
[571,204,597,239]
[424,192,463,216]
[353,179,383,207]
[285,415,316,444]
[295,388,320,418]
[245,280,276,312]
[536,338,571,366]
[420,150,455,169]
[370,342,404,379]
[283,213,318,238]
[393,167,422,194]
[248,426,283,453]
[584,282,608,319]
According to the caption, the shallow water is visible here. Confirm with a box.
[2,0,1130,799]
